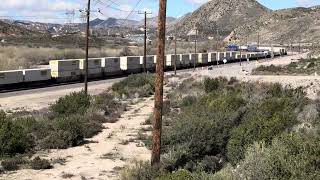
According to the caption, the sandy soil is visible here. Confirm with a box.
[1,97,153,180]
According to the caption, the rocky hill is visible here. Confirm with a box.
[90,18,139,28]
[170,0,270,37]
[232,6,320,44]
[138,16,176,28]
[0,20,41,37]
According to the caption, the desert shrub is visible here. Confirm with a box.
[94,92,121,115]
[162,89,245,172]
[0,117,33,156]
[1,157,27,171]
[232,132,320,180]
[254,65,283,73]
[120,160,162,180]
[0,110,6,120]
[39,115,87,149]
[204,77,228,93]
[29,157,52,170]
[112,74,155,98]
[157,169,193,180]
[226,85,306,164]
[50,91,91,116]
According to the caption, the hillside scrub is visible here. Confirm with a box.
[0,90,125,165]
[121,77,318,179]
[112,73,155,98]
[253,58,320,75]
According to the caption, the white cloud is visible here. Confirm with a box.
[187,0,210,5]
[295,0,318,7]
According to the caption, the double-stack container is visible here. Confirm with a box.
[230,52,237,62]
[198,53,208,65]
[165,54,182,69]
[23,68,51,82]
[79,58,103,79]
[218,52,227,63]
[208,52,218,64]
[181,54,191,68]
[102,57,122,76]
[140,56,156,72]
[225,52,232,61]
[189,54,199,67]
[0,70,24,87]
[50,59,81,82]
[120,56,141,74]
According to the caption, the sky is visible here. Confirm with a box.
[0,0,319,23]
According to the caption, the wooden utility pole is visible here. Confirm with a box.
[194,27,197,71]
[151,0,167,166]
[174,28,177,75]
[257,31,260,49]
[139,11,152,73]
[84,0,91,95]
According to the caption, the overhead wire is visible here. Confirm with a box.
[93,0,143,28]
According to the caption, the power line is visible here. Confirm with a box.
[95,0,139,13]
[94,0,143,28]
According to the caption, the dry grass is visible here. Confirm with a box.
[0,46,134,71]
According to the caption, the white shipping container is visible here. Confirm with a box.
[198,53,208,64]
[49,60,80,72]
[120,56,141,71]
[208,52,217,62]
[165,54,182,67]
[181,54,191,66]
[226,52,232,60]
[102,57,121,73]
[51,70,81,78]
[0,70,24,85]
[218,52,226,61]
[79,58,102,69]
[139,56,155,69]
[190,54,199,65]
[23,68,51,82]
[231,52,237,60]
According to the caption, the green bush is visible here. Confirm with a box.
[0,118,33,156]
[157,169,193,180]
[112,74,155,98]
[50,91,91,116]
[226,85,305,164]
[39,115,88,149]
[29,157,52,170]
[93,92,122,116]
[231,132,320,179]
[120,160,162,180]
[1,157,27,171]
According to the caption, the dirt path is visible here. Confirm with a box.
[1,98,153,180]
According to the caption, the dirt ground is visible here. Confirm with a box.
[1,97,153,180]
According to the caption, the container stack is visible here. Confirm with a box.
[120,56,141,73]
[102,57,122,76]
[49,60,81,82]
[165,54,182,69]
[23,69,51,82]
[198,53,208,65]
[0,70,24,86]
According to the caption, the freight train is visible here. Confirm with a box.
[0,47,287,90]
